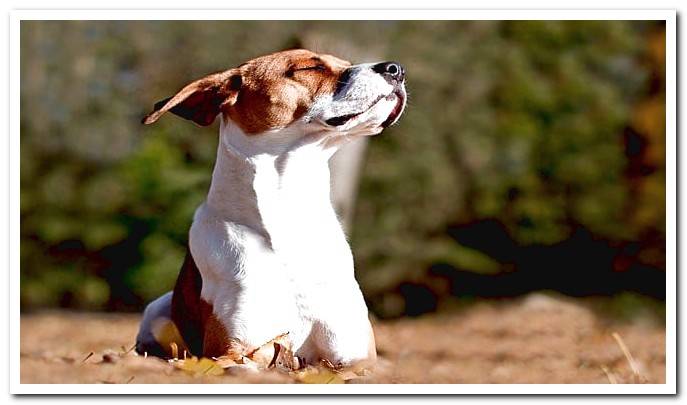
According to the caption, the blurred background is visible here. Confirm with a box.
[20,20,665,320]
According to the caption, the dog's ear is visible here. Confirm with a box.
[142,70,242,126]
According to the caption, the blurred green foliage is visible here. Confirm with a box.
[20,21,665,313]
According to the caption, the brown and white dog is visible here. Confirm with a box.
[135,49,406,371]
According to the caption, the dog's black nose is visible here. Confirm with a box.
[372,61,405,82]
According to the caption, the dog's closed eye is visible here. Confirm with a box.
[286,65,325,78]
[296,65,326,71]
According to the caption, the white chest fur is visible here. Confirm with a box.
[188,119,373,366]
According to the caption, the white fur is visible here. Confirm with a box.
[139,62,405,366]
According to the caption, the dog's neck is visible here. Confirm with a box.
[205,118,350,251]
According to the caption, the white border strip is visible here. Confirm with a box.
[10,9,676,395]
[9,383,679,395]
[663,7,677,395]
[10,9,677,20]
[9,11,22,396]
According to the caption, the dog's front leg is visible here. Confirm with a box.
[190,216,301,357]
[297,285,377,372]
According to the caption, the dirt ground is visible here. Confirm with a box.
[20,293,665,384]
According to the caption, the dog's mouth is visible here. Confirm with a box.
[324,94,386,127]
[324,88,406,129]
[381,89,406,128]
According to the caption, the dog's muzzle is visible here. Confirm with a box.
[373,61,406,128]
[326,61,407,129]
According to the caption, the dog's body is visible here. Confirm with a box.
[136,49,406,370]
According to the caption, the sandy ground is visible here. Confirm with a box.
[20,293,665,384]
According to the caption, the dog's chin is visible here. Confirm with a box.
[321,90,406,135]
[321,95,404,136]
[354,94,405,135]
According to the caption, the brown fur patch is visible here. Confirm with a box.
[171,246,233,358]
[225,49,350,134]
[199,300,235,358]
[142,70,240,126]
[142,49,351,133]
[170,248,205,356]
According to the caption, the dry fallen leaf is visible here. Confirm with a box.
[246,332,291,367]
[293,366,345,384]
[271,342,300,371]
[166,331,365,383]
[318,358,368,381]
[174,356,225,377]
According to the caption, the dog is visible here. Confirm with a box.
[135,49,406,372]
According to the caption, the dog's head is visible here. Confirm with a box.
[142,49,406,140]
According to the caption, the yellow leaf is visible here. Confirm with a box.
[175,356,225,377]
[294,367,346,384]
